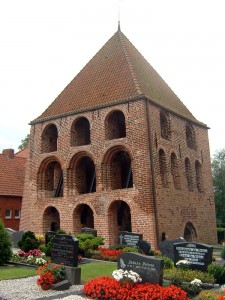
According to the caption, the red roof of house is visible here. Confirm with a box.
[0,148,27,196]
[31,29,204,126]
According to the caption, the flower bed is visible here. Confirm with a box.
[83,276,189,299]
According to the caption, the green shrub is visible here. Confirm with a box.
[217,227,225,244]
[18,231,40,252]
[75,233,104,254]
[164,268,214,283]
[123,246,139,253]
[198,290,224,300]
[56,228,67,234]
[39,241,52,257]
[207,263,225,284]
[159,255,174,269]
[221,247,225,259]
[0,219,12,265]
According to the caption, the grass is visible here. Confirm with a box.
[0,261,116,282]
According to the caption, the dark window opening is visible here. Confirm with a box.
[186,124,196,149]
[195,161,203,192]
[41,124,58,153]
[160,111,171,140]
[71,117,90,146]
[171,153,181,189]
[76,157,96,194]
[110,151,133,190]
[105,111,126,140]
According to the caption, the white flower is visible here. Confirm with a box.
[35,257,47,266]
[190,278,202,286]
[112,269,142,283]
[176,260,190,266]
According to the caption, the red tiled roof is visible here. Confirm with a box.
[15,147,28,158]
[32,30,204,126]
[0,151,27,196]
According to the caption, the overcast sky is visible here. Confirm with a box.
[0,0,224,157]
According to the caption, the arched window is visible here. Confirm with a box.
[184,222,197,242]
[41,124,58,153]
[105,111,126,140]
[159,149,168,187]
[195,161,203,192]
[171,153,181,189]
[160,111,171,140]
[186,123,196,149]
[38,160,63,197]
[75,156,96,194]
[71,117,90,146]
[109,151,133,190]
[185,158,193,191]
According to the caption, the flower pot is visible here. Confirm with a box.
[41,283,52,290]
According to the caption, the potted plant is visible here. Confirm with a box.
[36,263,65,290]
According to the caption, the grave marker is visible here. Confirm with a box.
[118,231,143,248]
[174,242,213,271]
[117,252,164,285]
[51,234,79,267]
[82,227,97,237]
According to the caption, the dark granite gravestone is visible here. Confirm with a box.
[117,252,164,285]
[82,227,97,237]
[51,234,79,267]
[45,231,57,245]
[118,231,143,248]
[138,240,151,255]
[159,238,186,260]
[174,242,213,271]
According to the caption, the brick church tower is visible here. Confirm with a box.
[20,28,217,248]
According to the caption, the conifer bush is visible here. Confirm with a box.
[0,219,12,265]
[18,231,40,252]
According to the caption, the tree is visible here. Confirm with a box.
[18,134,30,150]
[212,149,225,225]
[0,219,12,265]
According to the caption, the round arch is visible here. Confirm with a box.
[183,222,197,242]
[43,206,60,233]
[73,203,95,233]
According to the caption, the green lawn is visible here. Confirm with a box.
[0,261,116,282]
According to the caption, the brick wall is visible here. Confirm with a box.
[20,98,217,248]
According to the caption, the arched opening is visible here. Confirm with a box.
[75,156,96,194]
[43,206,60,233]
[38,159,63,197]
[185,158,193,191]
[160,111,171,140]
[105,111,126,140]
[109,151,133,190]
[71,117,90,146]
[41,124,58,153]
[171,153,181,189]
[195,161,203,192]
[186,123,196,150]
[159,149,168,187]
[108,200,131,247]
[73,204,94,233]
[184,222,197,242]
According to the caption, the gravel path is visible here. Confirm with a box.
[0,276,89,300]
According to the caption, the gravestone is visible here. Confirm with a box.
[117,252,164,285]
[51,234,81,285]
[118,231,143,248]
[51,234,79,267]
[82,227,97,237]
[5,228,24,248]
[174,242,213,271]
[45,231,57,245]
[138,240,151,255]
[159,238,186,260]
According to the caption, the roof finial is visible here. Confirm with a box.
[118,1,121,31]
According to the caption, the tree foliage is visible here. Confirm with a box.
[212,149,225,225]
[18,134,30,150]
[0,219,12,265]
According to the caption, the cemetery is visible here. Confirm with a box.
[1,220,225,300]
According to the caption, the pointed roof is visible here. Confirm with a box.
[0,149,27,196]
[32,29,204,126]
